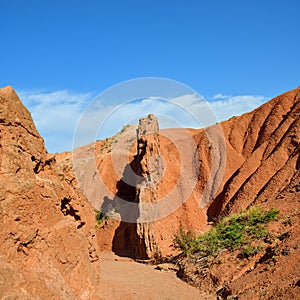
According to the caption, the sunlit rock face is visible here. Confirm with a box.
[0,86,102,299]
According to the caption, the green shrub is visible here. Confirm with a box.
[174,207,279,258]
[240,245,263,258]
[95,209,108,225]
[174,226,196,256]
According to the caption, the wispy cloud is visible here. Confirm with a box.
[209,94,267,121]
[19,89,93,153]
[17,89,268,153]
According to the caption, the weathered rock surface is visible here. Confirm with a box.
[133,114,162,258]
[0,86,102,299]
[111,114,162,259]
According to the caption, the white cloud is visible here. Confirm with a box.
[212,93,228,100]
[17,89,268,153]
[18,89,93,153]
[209,94,267,121]
[167,93,267,127]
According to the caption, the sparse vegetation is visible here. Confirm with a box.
[95,203,117,227]
[100,136,118,153]
[98,124,134,153]
[174,207,279,258]
[120,124,130,133]
[239,245,263,258]
[95,209,108,225]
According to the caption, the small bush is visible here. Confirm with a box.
[174,207,279,258]
[95,209,108,225]
[120,124,130,133]
[248,207,279,224]
[174,226,197,256]
[240,245,263,258]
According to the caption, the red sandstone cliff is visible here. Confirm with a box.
[0,86,102,299]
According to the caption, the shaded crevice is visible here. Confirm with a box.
[241,112,258,156]
[33,157,55,174]
[77,222,86,229]
[253,147,300,205]
[17,122,40,139]
[250,98,281,153]
[61,197,85,229]
[61,197,81,220]
[110,157,149,259]
[266,116,300,160]
[207,168,240,221]
[0,118,40,138]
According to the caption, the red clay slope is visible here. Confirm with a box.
[208,86,300,218]
[179,86,300,299]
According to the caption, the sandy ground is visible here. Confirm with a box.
[99,251,214,300]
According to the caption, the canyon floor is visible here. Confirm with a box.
[99,251,213,300]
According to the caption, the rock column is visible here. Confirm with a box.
[135,114,162,258]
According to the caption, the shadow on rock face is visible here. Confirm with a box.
[101,156,149,259]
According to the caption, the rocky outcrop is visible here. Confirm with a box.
[112,114,162,259]
[136,113,161,184]
[135,114,162,258]
[0,87,102,299]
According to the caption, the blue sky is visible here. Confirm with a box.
[1,0,299,153]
